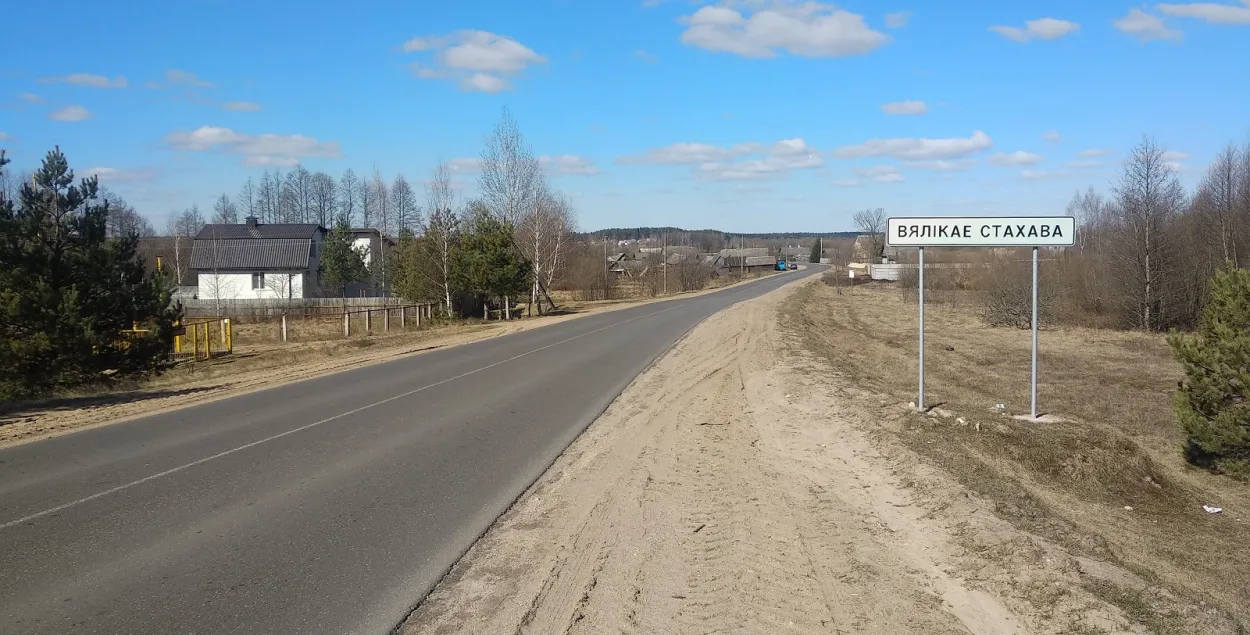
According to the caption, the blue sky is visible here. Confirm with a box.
[2,0,1248,233]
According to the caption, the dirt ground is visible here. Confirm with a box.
[0,273,778,449]
[401,276,1240,635]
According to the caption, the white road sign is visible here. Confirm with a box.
[887,216,1076,247]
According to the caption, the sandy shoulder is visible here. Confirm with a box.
[399,276,1174,635]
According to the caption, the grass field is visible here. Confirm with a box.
[786,275,1250,633]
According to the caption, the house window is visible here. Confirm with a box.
[252,272,265,289]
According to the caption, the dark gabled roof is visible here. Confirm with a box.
[194,223,323,240]
[189,238,312,270]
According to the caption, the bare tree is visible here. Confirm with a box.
[421,160,462,316]
[852,208,887,262]
[212,192,238,224]
[478,107,542,225]
[356,173,373,229]
[311,171,337,227]
[237,177,257,222]
[1197,144,1242,266]
[338,168,359,226]
[165,204,205,286]
[391,174,420,232]
[197,225,241,316]
[370,166,392,235]
[1108,136,1187,331]
[100,187,155,237]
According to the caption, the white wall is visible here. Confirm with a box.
[197,272,308,300]
[352,237,373,266]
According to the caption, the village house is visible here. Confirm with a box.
[191,216,326,300]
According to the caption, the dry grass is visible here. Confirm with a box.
[785,277,1250,631]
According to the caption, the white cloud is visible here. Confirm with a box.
[1078,148,1113,157]
[858,165,906,183]
[18,93,43,103]
[402,30,546,93]
[446,157,483,173]
[461,73,509,93]
[833,130,993,160]
[1020,169,1066,180]
[833,178,860,187]
[1043,131,1062,142]
[694,138,824,181]
[1162,150,1190,172]
[1158,1,1250,25]
[989,17,1080,42]
[221,101,262,112]
[634,49,658,62]
[881,100,928,115]
[618,141,764,165]
[885,11,911,28]
[1114,9,1183,41]
[38,73,127,88]
[540,154,602,176]
[83,166,158,182]
[678,1,890,58]
[49,105,92,121]
[619,137,822,181]
[164,69,214,88]
[904,159,975,171]
[987,151,1045,167]
[164,126,342,166]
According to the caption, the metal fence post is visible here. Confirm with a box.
[343,311,349,338]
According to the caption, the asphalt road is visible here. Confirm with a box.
[0,266,820,635]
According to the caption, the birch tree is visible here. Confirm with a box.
[419,160,461,316]
[1197,144,1243,266]
[478,107,542,226]
[371,166,392,235]
[357,174,372,229]
[1108,136,1187,331]
[338,168,359,227]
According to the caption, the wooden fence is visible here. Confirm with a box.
[181,297,410,319]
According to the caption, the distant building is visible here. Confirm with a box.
[347,228,397,297]
[191,216,326,300]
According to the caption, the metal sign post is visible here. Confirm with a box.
[885,216,1075,417]
[1031,246,1039,418]
[918,246,925,410]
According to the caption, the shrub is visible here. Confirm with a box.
[1168,266,1250,477]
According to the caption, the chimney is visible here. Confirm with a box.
[245,216,259,228]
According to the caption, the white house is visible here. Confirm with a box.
[191,217,326,300]
[346,228,397,297]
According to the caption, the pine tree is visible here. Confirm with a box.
[0,147,180,399]
[453,212,530,312]
[319,220,368,298]
[1168,266,1250,477]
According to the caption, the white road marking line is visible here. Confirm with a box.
[0,304,683,531]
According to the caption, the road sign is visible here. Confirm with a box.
[888,216,1075,419]
[887,216,1076,247]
